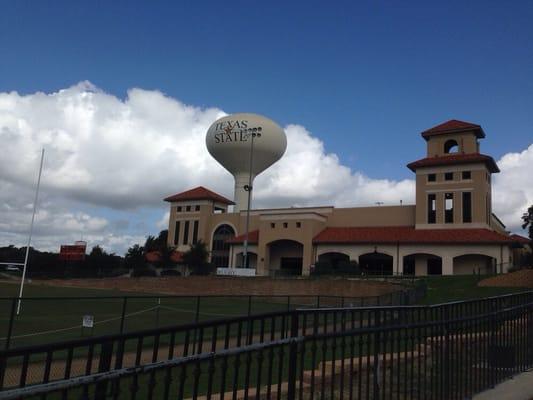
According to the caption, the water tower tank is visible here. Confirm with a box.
[206,113,287,211]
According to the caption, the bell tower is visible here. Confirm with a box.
[407,120,500,230]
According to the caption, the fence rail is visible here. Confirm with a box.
[1,293,532,399]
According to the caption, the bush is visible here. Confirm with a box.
[131,268,157,277]
[190,262,215,276]
[311,260,361,276]
[160,269,182,276]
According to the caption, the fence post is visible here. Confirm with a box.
[119,297,127,334]
[286,312,299,400]
[372,309,381,400]
[195,296,201,323]
[247,295,252,317]
[443,305,451,399]
[316,296,320,308]
[287,295,291,312]
[95,341,114,399]
[4,298,16,350]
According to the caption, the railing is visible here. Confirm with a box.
[1,281,426,350]
[0,289,530,394]
[1,295,532,399]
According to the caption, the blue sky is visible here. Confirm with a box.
[1,1,532,253]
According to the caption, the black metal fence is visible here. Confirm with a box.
[1,292,532,399]
[1,281,426,350]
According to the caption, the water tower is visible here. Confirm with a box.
[206,113,287,212]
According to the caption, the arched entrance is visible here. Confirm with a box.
[453,254,495,275]
[211,224,235,268]
[403,253,442,276]
[268,240,304,276]
[359,252,393,275]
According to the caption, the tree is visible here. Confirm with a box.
[522,205,533,240]
[125,244,145,270]
[182,240,213,275]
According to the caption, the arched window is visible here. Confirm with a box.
[211,224,235,268]
[444,139,459,154]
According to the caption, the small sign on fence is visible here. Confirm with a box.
[82,315,94,328]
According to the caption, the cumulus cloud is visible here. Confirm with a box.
[0,82,531,254]
[492,144,533,232]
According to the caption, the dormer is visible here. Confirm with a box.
[422,119,485,157]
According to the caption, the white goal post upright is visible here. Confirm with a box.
[17,148,45,315]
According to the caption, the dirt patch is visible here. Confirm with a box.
[30,276,401,297]
[478,269,533,288]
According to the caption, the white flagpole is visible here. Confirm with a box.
[17,148,45,315]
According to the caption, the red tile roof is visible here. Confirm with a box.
[313,226,513,245]
[407,153,500,173]
[227,230,259,244]
[510,234,531,244]
[422,120,485,139]
[164,186,235,205]
[145,250,184,263]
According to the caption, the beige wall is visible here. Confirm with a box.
[415,164,492,229]
[426,131,479,157]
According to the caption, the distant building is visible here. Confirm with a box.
[164,120,529,276]
[58,241,87,262]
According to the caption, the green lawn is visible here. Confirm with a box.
[419,274,527,305]
[0,282,296,349]
[0,276,529,349]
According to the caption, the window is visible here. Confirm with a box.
[445,193,454,223]
[177,206,182,212]
[428,174,436,182]
[195,205,200,211]
[183,221,190,244]
[283,222,288,228]
[270,223,275,228]
[296,222,301,228]
[186,206,191,212]
[462,192,472,223]
[174,221,180,245]
[428,194,436,224]
[445,172,454,181]
[462,171,471,180]
[444,139,459,154]
[192,220,199,244]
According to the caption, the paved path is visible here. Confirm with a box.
[473,370,533,400]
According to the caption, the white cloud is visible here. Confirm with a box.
[0,82,531,254]
[493,144,533,232]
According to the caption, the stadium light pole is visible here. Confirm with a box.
[243,128,261,269]
[17,148,45,315]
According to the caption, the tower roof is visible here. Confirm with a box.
[407,153,500,173]
[164,186,235,205]
[421,119,485,140]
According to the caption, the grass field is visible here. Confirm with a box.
[419,275,527,304]
[0,275,528,349]
[0,281,317,349]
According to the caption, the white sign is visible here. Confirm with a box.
[82,315,94,328]
[217,267,256,277]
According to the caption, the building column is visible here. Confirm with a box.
[442,255,454,275]
[302,244,313,276]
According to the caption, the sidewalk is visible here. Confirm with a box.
[473,370,533,400]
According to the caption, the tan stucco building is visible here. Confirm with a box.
[165,120,530,276]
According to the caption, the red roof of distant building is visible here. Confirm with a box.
[407,153,500,173]
[164,186,235,205]
[510,234,531,245]
[313,226,513,245]
[145,250,184,263]
[421,120,485,140]
[227,230,259,244]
